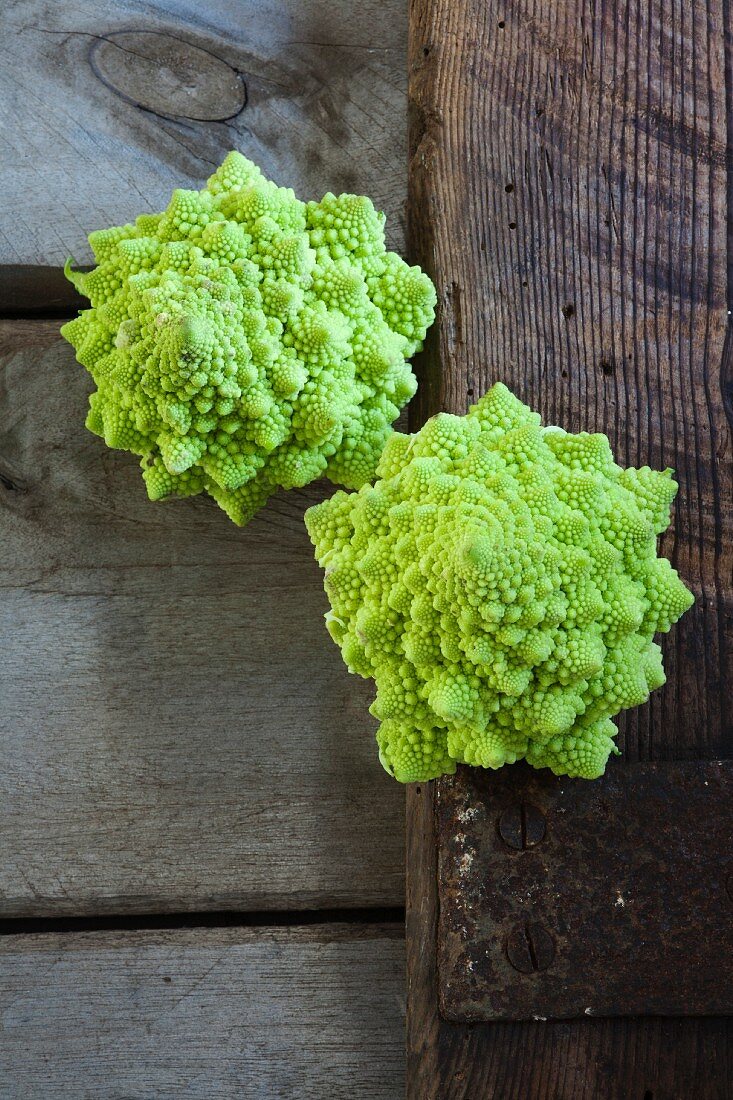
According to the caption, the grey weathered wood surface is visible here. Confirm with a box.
[0,321,404,914]
[1,0,407,270]
[1,0,409,1090]
[0,0,410,916]
[0,923,404,1099]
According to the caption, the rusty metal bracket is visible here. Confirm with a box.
[437,760,733,1021]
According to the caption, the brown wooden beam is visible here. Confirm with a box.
[406,0,732,1094]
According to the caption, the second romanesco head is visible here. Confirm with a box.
[61,152,436,524]
[306,383,694,783]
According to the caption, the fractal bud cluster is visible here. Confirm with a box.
[306,383,694,782]
[61,152,436,524]
[59,153,694,784]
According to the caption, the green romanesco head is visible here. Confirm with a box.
[61,152,436,524]
[305,383,694,783]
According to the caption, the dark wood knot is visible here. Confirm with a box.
[90,30,246,122]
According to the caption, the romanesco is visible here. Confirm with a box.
[61,152,436,524]
[305,383,694,783]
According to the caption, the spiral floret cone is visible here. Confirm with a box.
[306,383,694,782]
[61,151,436,524]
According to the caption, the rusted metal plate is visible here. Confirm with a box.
[437,760,733,1022]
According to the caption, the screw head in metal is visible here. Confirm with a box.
[505,922,555,973]
[498,802,546,849]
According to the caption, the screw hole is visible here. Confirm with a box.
[415,786,421,795]
[498,20,505,28]
[509,221,517,230]
[562,303,575,319]
[522,280,528,287]
[422,45,430,56]
[467,388,474,396]
[561,370,568,378]
[505,182,514,193]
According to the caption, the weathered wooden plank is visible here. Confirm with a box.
[0,0,407,276]
[406,0,732,1095]
[0,322,404,914]
[0,923,405,1099]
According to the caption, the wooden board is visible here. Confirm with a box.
[406,0,732,1095]
[1,0,408,274]
[0,0,411,1081]
[0,922,404,1099]
[0,321,404,915]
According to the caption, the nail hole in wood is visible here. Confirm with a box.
[562,303,575,319]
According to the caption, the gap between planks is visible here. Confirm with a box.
[0,920,404,946]
[0,906,406,938]
[0,266,87,318]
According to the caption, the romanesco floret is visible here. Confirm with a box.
[305,383,694,783]
[61,152,436,524]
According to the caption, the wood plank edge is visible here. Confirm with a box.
[405,782,441,1098]
[0,920,405,953]
[405,9,445,1097]
[0,266,87,319]
[0,890,406,919]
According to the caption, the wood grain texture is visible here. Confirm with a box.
[406,0,732,1095]
[0,923,405,1099]
[1,0,408,273]
[0,323,404,915]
